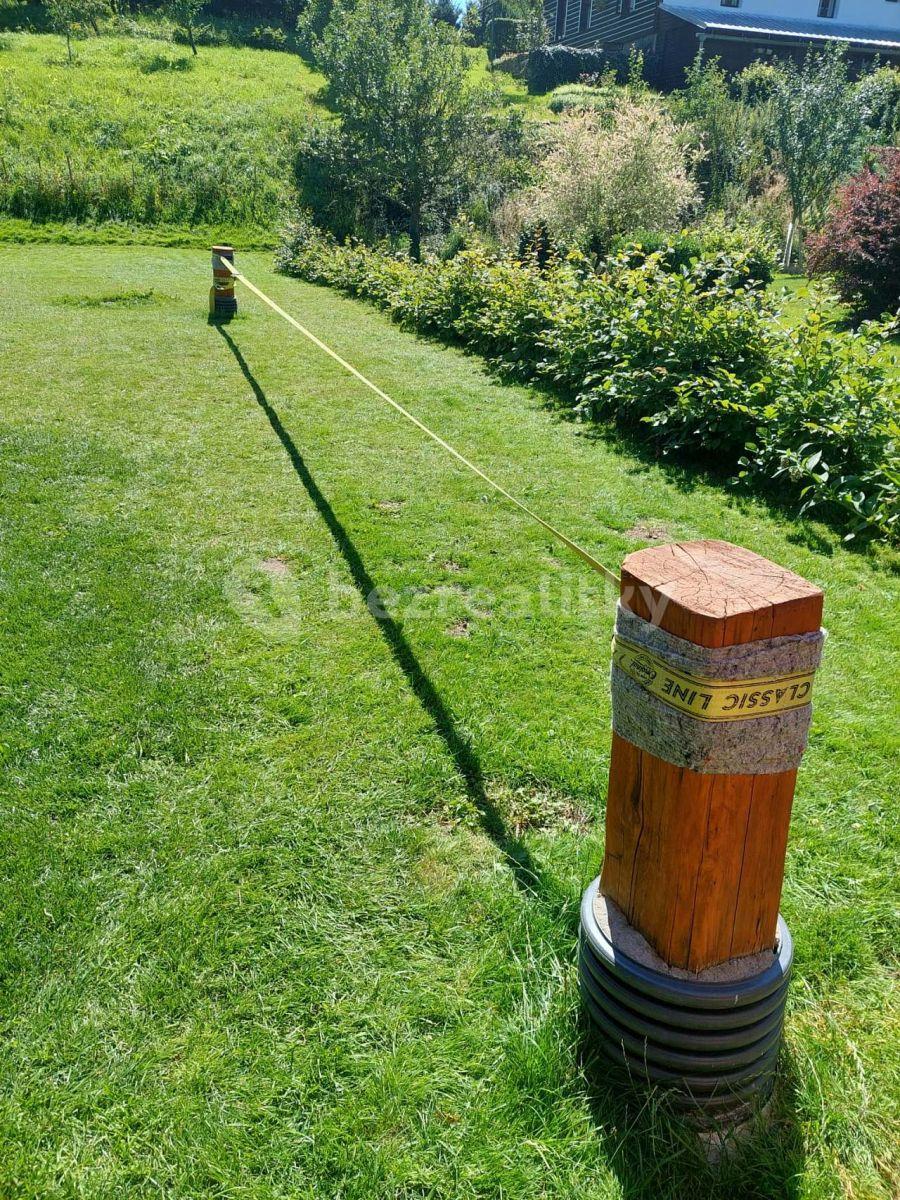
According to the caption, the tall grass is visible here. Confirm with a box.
[0,31,327,226]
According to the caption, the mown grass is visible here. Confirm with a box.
[0,31,327,225]
[0,244,897,1198]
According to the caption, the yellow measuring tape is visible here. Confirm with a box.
[611,635,816,722]
[218,258,621,588]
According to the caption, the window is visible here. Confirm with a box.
[720,0,740,7]
[579,0,591,30]
[555,0,567,39]
[617,0,634,15]
[818,0,836,16]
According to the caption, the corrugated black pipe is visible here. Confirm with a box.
[579,877,792,1121]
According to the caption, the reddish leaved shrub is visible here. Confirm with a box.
[807,148,900,318]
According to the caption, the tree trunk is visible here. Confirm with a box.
[783,204,803,271]
[66,27,73,63]
[188,24,198,54]
[781,221,794,271]
[409,206,422,262]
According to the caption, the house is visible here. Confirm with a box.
[543,0,900,86]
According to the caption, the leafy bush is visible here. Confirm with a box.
[735,61,780,108]
[672,55,756,207]
[525,45,614,94]
[807,149,900,319]
[247,23,288,48]
[486,15,518,60]
[856,66,900,143]
[525,101,698,251]
[278,215,899,539]
[609,224,775,287]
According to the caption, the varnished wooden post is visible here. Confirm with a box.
[210,244,237,320]
[600,540,824,973]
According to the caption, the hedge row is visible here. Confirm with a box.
[525,46,620,94]
[277,218,899,540]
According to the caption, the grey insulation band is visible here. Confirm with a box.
[610,605,826,775]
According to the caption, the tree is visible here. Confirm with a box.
[315,0,483,258]
[45,0,109,62]
[296,0,334,56]
[167,0,206,55]
[673,54,754,207]
[516,0,547,53]
[429,0,459,26]
[768,44,867,268]
[460,0,485,46]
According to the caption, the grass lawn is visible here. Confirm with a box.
[770,274,850,331]
[0,243,897,1199]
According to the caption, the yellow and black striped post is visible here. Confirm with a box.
[210,245,238,320]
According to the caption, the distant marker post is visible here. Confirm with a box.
[210,244,237,320]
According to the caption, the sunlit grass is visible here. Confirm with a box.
[0,244,897,1198]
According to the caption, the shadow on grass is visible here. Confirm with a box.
[214,323,570,915]
[578,1022,807,1200]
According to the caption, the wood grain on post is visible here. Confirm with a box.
[600,540,823,973]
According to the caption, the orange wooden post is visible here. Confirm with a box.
[210,245,237,320]
[601,540,823,972]
[579,539,825,1121]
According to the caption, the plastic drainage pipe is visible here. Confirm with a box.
[578,877,793,1117]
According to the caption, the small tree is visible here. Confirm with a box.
[167,0,206,55]
[316,0,484,258]
[46,0,109,63]
[673,54,753,206]
[516,0,548,54]
[807,149,900,318]
[768,44,867,268]
[460,0,486,46]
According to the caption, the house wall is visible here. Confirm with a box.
[654,9,900,88]
[542,0,657,51]
[542,0,900,81]
[662,0,900,29]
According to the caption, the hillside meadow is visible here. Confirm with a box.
[0,25,544,235]
[0,30,327,227]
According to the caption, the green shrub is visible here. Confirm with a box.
[277,217,898,539]
[609,225,776,287]
[248,23,288,48]
[525,45,615,94]
[486,15,518,61]
[856,66,900,143]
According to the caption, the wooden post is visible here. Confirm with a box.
[210,244,237,320]
[601,540,824,973]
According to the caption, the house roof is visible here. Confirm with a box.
[658,5,900,51]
